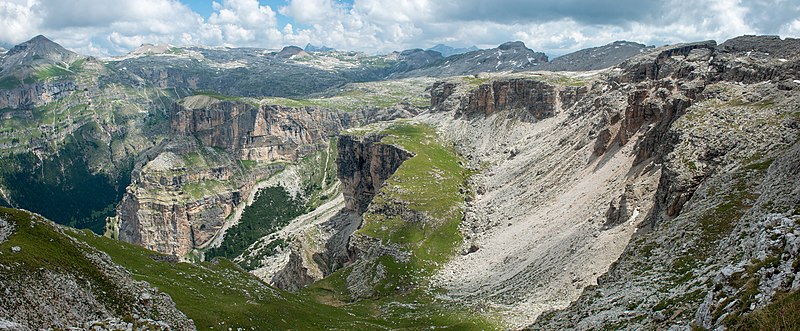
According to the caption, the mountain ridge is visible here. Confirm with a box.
[1,33,799,330]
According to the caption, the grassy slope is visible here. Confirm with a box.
[360,122,468,277]
[0,208,386,330]
[0,208,139,317]
[303,122,497,330]
[2,202,492,330]
[736,289,800,330]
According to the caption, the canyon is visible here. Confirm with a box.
[0,34,799,330]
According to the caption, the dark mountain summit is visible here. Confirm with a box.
[3,35,79,67]
[535,40,653,71]
[304,44,336,52]
[389,48,444,72]
[394,41,548,77]
[275,45,308,58]
[427,44,480,57]
[0,35,84,83]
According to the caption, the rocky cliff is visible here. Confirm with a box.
[236,129,414,292]
[337,132,413,214]
[118,94,420,258]
[116,137,282,257]
[0,81,77,109]
[431,78,587,121]
[119,96,352,257]
[171,95,356,162]
[529,36,800,330]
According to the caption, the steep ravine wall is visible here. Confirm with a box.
[118,96,419,258]
[239,130,413,293]
[118,98,356,257]
[0,80,77,109]
[116,138,282,257]
[531,36,800,330]
[430,78,587,121]
[171,96,354,162]
[337,133,413,214]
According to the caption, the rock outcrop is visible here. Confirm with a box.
[530,37,800,330]
[117,138,283,257]
[431,78,587,121]
[0,81,77,109]
[337,133,413,214]
[171,96,357,162]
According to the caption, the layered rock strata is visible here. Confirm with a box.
[337,133,413,214]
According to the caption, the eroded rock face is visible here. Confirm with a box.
[119,97,420,258]
[432,79,587,121]
[0,81,77,109]
[116,140,268,257]
[172,97,354,162]
[337,133,413,214]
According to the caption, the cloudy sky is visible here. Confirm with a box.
[1,0,799,57]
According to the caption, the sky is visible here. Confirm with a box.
[1,0,799,57]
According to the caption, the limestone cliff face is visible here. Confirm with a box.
[530,38,800,330]
[431,78,587,121]
[606,38,800,223]
[337,133,413,214]
[0,81,77,109]
[116,139,279,257]
[119,96,416,257]
[171,96,356,161]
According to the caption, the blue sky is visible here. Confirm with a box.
[1,0,799,57]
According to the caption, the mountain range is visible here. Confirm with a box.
[1,34,799,330]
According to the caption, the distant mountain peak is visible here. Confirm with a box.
[1,35,80,74]
[6,35,72,57]
[277,45,310,58]
[30,34,51,42]
[427,44,480,57]
[304,44,335,52]
[130,44,172,55]
[537,40,652,71]
[498,41,529,51]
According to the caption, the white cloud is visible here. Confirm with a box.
[781,19,800,36]
[0,0,40,45]
[0,0,798,57]
[208,0,282,47]
[279,0,342,24]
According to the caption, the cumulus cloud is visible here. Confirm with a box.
[0,0,798,57]
[0,0,41,45]
[207,0,282,46]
